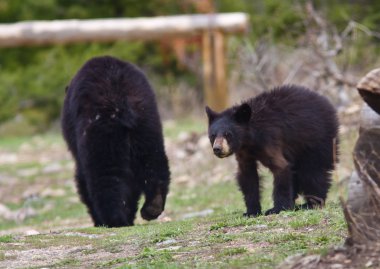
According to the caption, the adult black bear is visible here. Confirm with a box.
[206,85,339,216]
[62,56,170,227]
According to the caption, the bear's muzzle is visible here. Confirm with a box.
[213,137,232,158]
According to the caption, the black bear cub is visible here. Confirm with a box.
[206,85,339,216]
[62,56,170,227]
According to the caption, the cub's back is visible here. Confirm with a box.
[249,85,339,146]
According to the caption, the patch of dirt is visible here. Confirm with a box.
[280,243,380,269]
[166,222,274,264]
[2,244,139,268]
[1,231,140,269]
[3,245,91,268]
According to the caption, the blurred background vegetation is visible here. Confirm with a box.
[0,0,380,136]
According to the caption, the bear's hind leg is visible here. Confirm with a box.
[140,149,170,221]
[134,126,170,221]
[295,168,331,210]
[294,147,333,210]
[75,167,102,226]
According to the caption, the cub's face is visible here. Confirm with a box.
[207,117,235,158]
[205,103,251,158]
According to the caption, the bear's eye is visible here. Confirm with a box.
[224,132,232,140]
[210,134,216,141]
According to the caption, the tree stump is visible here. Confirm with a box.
[345,70,380,244]
[347,104,380,213]
[357,68,380,115]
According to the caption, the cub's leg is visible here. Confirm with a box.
[236,154,261,217]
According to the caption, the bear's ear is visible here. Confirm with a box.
[205,106,218,124]
[234,103,251,124]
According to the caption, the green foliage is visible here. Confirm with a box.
[1,0,380,133]
[0,0,190,133]
[217,0,306,44]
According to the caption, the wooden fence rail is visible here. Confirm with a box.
[0,13,249,111]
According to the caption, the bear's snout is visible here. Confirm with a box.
[213,146,222,155]
[213,137,231,158]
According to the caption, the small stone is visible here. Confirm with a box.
[330,264,344,269]
[198,135,210,149]
[17,168,39,178]
[63,232,100,239]
[177,131,191,142]
[40,188,66,198]
[25,230,40,236]
[181,209,214,219]
[0,203,13,220]
[331,253,346,261]
[15,207,36,221]
[157,212,172,223]
[156,239,177,246]
[159,246,181,251]
[254,224,268,229]
[42,163,63,174]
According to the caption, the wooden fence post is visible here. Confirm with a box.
[202,30,228,112]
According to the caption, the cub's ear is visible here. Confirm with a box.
[234,103,251,124]
[205,106,218,123]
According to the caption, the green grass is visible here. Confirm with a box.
[0,123,355,268]
[47,258,81,268]
[163,118,206,138]
[218,247,248,257]
[0,235,14,243]
[0,131,61,150]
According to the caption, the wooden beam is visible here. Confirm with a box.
[202,30,228,112]
[213,30,228,111]
[0,13,248,47]
[202,30,214,111]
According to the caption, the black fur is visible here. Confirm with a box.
[62,56,170,227]
[206,85,339,216]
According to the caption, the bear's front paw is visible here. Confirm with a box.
[141,204,162,221]
[243,211,261,217]
[141,194,164,221]
[264,206,290,215]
